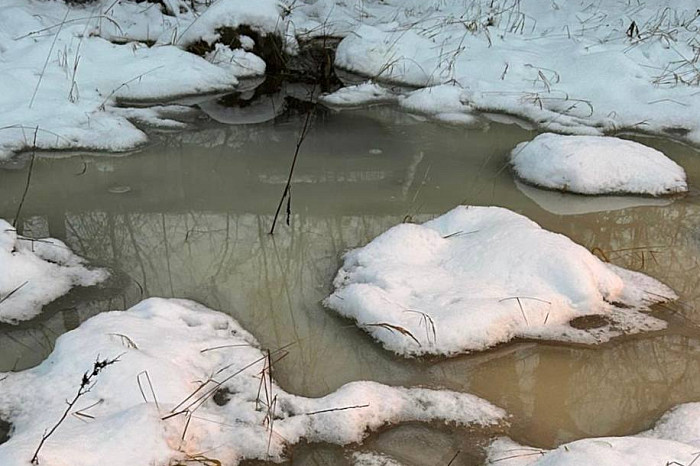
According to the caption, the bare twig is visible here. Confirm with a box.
[31,356,120,464]
[269,109,314,235]
[13,127,39,228]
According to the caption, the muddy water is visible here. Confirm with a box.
[1,104,700,464]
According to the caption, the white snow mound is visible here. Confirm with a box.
[0,298,506,466]
[0,218,108,324]
[510,133,688,196]
[325,206,676,357]
[320,82,397,107]
[486,401,700,465]
[328,1,700,143]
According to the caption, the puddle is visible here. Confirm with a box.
[1,103,699,462]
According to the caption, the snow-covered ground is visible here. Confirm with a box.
[0,0,281,160]
[0,218,107,323]
[486,402,700,465]
[320,0,700,144]
[0,297,506,466]
[511,133,687,196]
[325,206,676,357]
[352,451,405,466]
[3,0,700,160]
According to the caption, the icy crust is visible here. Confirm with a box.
[486,402,700,465]
[0,298,506,466]
[511,134,688,196]
[324,206,675,357]
[0,219,108,324]
[327,1,700,143]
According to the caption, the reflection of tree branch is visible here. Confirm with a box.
[123,214,150,296]
[161,213,174,297]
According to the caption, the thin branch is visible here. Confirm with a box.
[269,110,314,235]
[31,356,120,464]
[13,127,39,228]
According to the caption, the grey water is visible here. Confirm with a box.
[1,102,700,464]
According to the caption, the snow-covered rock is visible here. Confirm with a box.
[511,134,688,196]
[0,218,108,324]
[486,402,700,465]
[0,298,506,466]
[324,206,676,357]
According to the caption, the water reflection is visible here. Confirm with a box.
[0,107,699,461]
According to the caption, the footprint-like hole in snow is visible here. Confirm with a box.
[569,314,612,330]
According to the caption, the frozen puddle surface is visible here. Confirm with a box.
[1,107,700,463]
[325,206,675,356]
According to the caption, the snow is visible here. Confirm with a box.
[320,83,481,124]
[323,0,700,144]
[486,402,700,465]
[0,218,108,324]
[0,298,506,466]
[643,402,700,447]
[4,0,700,159]
[320,82,397,107]
[205,43,267,77]
[0,0,278,160]
[398,85,480,125]
[324,206,676,357]
[511,133,688,196]
[174,0,287,47]
[352,451,404,466]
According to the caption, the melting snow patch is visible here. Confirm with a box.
[324,206,676,357]
[205,44,267,78]
[0,218,108,324]
[328,1,700,143]
[320,82,397,107]
[0,0,283,160]
[511,134,688,196]
[0,298,506,465]
[486,402,700,465]
[352,451,405,466]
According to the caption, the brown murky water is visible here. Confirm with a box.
[1,103,699,464]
